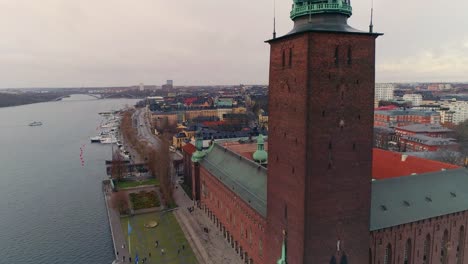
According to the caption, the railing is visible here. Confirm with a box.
[290,2,352,19]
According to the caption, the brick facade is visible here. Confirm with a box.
[197,166,267,264]
[371,212,468,264]
[266,31,378,264]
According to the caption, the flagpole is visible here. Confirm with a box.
[128,218,131,255]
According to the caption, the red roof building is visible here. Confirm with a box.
[182,143,196,155]
[372,148,459,179]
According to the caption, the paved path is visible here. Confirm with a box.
[103,183,130,263]
[173,184,243,264]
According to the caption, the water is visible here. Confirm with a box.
[0,95,137,263]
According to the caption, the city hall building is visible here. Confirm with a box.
[186,1,468,263]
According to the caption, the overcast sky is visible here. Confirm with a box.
[0,0,467,88]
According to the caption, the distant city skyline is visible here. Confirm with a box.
[0,0,467,88]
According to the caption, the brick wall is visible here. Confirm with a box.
[199,166,267,264]
[371,212,468,264]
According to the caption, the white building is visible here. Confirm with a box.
[139,83,145,91]
[375,83,395,101]
[442,101,468,124]
[403,94,423,107]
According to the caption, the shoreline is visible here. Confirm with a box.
[102,181,129,264]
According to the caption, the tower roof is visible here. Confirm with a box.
[291,0,352,20]
[267,0,382,42]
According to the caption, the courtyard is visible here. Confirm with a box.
[120,212,198,264]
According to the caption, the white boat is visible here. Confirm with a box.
[29,121,43,126]
[100,137,117,144]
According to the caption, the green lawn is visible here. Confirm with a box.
[130,191,161,210]
[116,178,160,189]
[121,212,198,264]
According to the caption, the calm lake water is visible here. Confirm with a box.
[0,94,137,263]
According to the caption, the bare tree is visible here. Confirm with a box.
[111,150,127,182]
[111,191,129,215]
[433,149,464,166]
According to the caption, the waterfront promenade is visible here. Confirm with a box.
[103,183,129,264]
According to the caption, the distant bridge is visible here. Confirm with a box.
[53,93,138,101]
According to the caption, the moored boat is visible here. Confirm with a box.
[29,121,43,126]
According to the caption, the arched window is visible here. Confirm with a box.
[404,239,412,264]
[458,226,465,264]
[442,229,449,264]
[384,243,392,264]
[423,234,431,264]
[340,254,348,264]
[330,256,337,264]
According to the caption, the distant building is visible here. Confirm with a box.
[162,80,173,90]
[443,101,468,124]
[400,134,458,152]
[374,109,441,127]
[373,126,396,150]
[139,83,145,91]
[403,93,423,106]
[258,110,268,130]
[215,98,234,108]
[395,124,454,138]
[438,108,456,125]
[375,83,395,101]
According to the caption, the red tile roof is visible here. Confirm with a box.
[202,121,226,127]
[182,143,196,155]
[372,148,459,179]
[375,105,399,111]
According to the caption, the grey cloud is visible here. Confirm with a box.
[0,0,467,88]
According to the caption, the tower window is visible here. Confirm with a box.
[282,50,286,68]
[284,204,288,220]
[347,46,352,65]
[334,46,339,66]
[289,48,293,67]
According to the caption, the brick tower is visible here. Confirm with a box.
[266,1,381,263]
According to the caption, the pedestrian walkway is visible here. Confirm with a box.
[103,183,130,263]
[173,184,243,264]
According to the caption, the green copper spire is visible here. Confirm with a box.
[277,230,287,264]
[253,134,268,165]
[191,130,206,163]
[290,0,352,20]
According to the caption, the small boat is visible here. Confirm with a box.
[90,136,102,143]
[29,121,43,126]
[100,137,117,144]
